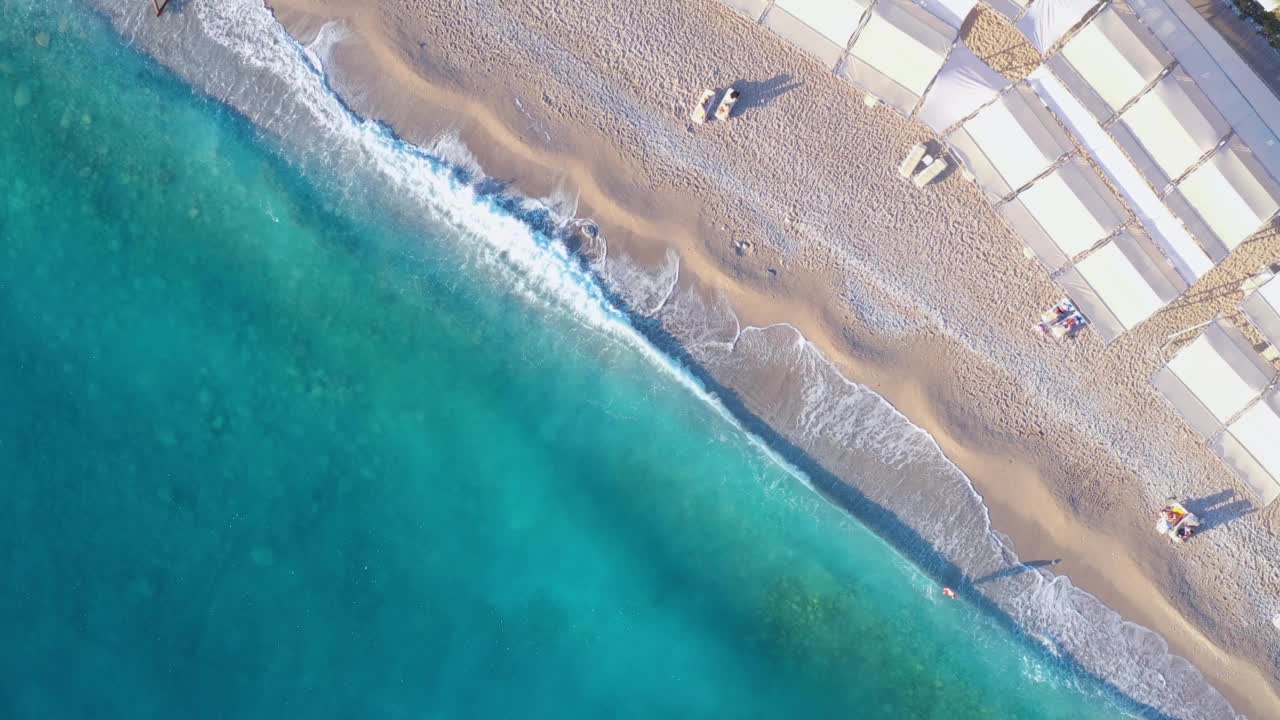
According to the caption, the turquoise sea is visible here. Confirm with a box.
[0,2,1224,718]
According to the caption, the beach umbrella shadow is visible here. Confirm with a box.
[726,74,803,118]
[1183,489,1255,533]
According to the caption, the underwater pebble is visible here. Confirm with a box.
[13,84,32,109]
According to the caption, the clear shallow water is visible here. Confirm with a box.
[0,2,1194,718]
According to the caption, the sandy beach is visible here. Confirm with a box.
[262,0,1280,714]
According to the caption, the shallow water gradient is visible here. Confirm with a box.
[0,3,1138,718]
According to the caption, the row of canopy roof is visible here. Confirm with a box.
[1155,273,1280,505]
[721,0,976,116]
[720,0,1280,342]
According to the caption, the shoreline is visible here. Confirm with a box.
[265,0,1280,715]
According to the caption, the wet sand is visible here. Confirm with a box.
[262,0,1280,715]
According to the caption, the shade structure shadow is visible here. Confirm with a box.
[1183,489,1255,533]
[726,74,802,117]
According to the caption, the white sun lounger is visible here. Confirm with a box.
[715,89,741,121]
[1050,311,1087,338]
[899,144,927,179]
[1040,298,1074,324]
[690,89,716,124]
[1155,503,1200,544]
[913,157,948,188]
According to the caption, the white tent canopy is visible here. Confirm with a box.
[1243,274,1280,345]
[1058,230,1186,343]
[1110,70,1231,190]
[1165,141,1280,262]
[912,0,977,28]
[1046,4,1173,122]
[1016,0,1104,54]
[841,1,955,115]
[1128,0,1280,191]
[917,45,1009,133]
[1027,66,1214,282]
[1000,156,1127,272]
[946,84,1075,198]
[1214,390,1280,506]
[764,0,873,67]
[1153,320,1276,437]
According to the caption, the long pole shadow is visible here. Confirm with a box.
[973,558,1062,585]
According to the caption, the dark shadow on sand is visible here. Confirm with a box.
[973,559,1062,585]
[727,74,803,117]
[1183,489,1255,533]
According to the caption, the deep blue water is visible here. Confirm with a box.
[0,2,1170,718]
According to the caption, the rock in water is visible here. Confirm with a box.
[13,84,31,109]
[563,219,604,262]
[34,32,51,48]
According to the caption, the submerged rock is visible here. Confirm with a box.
[562,219,604,262]
[13,84,31,109]
[34,32,51,48]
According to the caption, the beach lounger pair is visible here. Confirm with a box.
[1036,298,1088,339]
[690,88,741,124]
[1155,502,1200,544]
[898,143,948,188]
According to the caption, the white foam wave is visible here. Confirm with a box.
[425,130,485,181]
[301,19,347,75]
[536,180,580,220]
[599,249,680,317]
